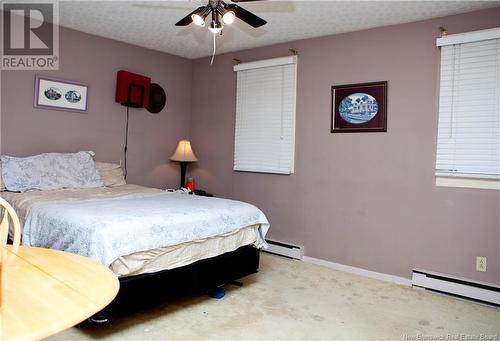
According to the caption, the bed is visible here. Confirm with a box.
[2,183,270,320]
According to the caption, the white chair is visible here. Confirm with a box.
[0,197,21,249]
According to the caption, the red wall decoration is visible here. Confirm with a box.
[115,70,151,108]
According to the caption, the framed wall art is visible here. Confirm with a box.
[34,75,89,113]
[331,81,387,133]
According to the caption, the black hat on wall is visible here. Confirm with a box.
[146,83,166,114]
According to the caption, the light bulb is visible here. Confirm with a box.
[222,11,235,25]
[209,21,223,34]
[192,13,205,26]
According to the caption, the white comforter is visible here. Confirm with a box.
[6,186,269,266]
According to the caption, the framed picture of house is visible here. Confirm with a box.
[34,75,89,113]
[331,81,387,133]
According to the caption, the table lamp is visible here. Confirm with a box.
[170,139,198,188]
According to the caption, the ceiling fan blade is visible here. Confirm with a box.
[175,6,206,26]
[228,4,267,28]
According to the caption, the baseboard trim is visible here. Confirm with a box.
[302,256,412,286]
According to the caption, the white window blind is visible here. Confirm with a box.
[436,30,500,180]
[233,56,297,174]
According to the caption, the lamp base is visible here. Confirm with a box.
[179,161,188,189]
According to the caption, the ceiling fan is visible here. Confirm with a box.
[175,0,267,34]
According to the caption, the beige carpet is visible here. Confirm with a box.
[50,253,500,340]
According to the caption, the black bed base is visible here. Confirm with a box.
[93,245,260,321]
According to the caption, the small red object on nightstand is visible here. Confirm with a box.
[186,177,195,192]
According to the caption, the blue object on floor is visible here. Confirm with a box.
[208,287,225,299]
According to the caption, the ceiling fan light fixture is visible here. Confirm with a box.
[192,13,206,26]
[222,11,235,25]
[208,20,223,34]
[175,1,267,30]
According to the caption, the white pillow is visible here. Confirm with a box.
[0,151,103,192]
[95,162,126,187]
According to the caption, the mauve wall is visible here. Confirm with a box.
[190,8,500,284]
[1,27,192,189]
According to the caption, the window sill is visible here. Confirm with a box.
[436,176,500,190]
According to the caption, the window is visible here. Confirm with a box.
[435,28,500,190]
[233,56,297,174]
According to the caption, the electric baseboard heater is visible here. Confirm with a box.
[412,269,500,306]
[263,239,304,260]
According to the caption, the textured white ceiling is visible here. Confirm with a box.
[59,1,500,59]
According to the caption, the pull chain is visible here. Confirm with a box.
[210,32,217,65]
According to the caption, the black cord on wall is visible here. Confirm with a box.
[123,106,130,179]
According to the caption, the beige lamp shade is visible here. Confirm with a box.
[170,139,198,162]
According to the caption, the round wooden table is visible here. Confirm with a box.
[1,246,119,341]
